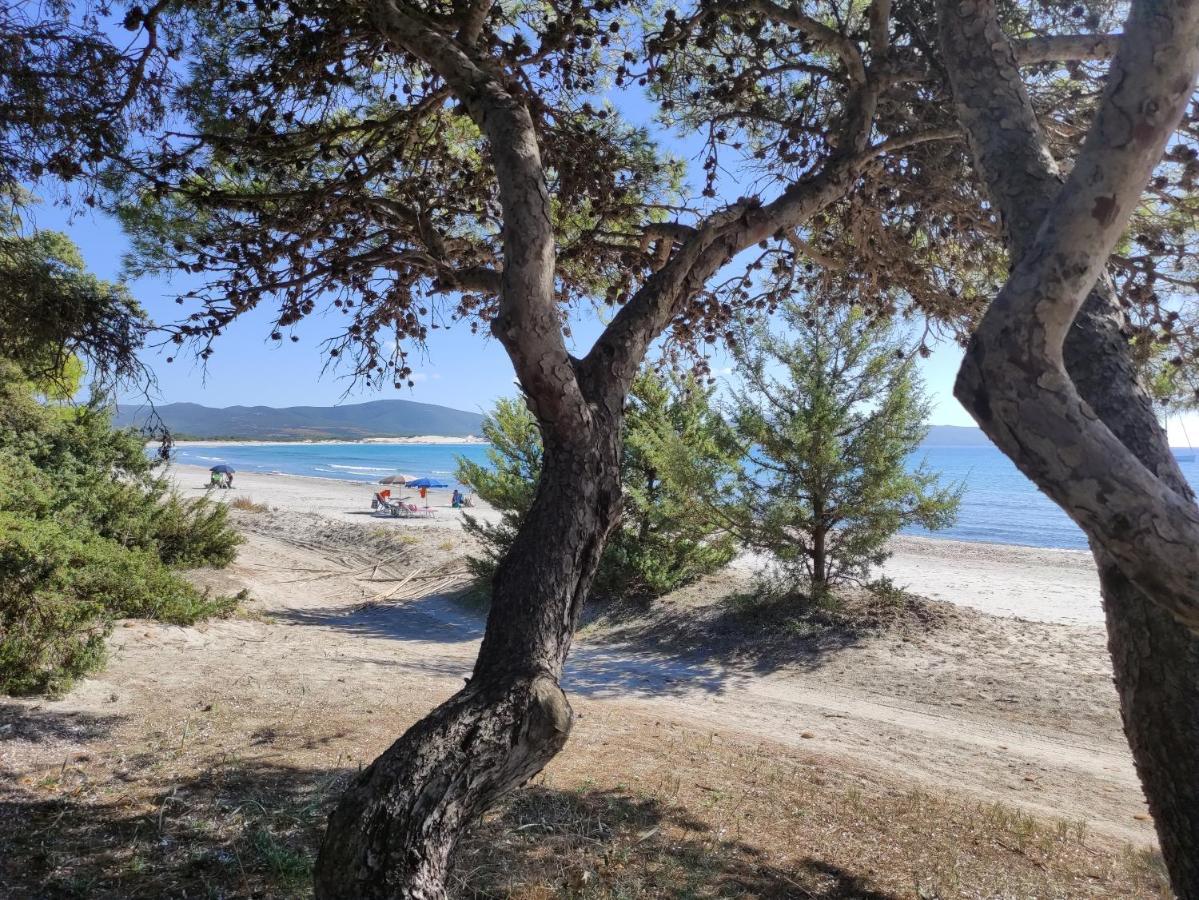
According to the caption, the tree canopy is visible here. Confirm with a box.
[6,0,1199,895]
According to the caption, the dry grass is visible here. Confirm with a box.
[0,705,1169,900]
[458,719,1171,899]
[229,496,270,513]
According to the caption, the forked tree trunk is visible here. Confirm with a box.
[314,396,624,899]
[311,8,635,895]
[938,0,1199,891]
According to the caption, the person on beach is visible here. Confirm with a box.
[419,485,428,504]
[226,471,234,489]
[452,489,462,508]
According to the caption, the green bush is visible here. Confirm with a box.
[0,507,237,695]
[457,371,740,601]
[0,365,241,695]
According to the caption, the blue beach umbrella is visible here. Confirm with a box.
[405,477,449,488]
[209,464,236,474]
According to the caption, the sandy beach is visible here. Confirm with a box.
[172,462,1103,624]
[0,461,1160,898]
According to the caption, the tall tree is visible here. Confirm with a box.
[938,0,1199,891]
[725,301,958,592]
[101,4,978,893]
[9,0,1195,894]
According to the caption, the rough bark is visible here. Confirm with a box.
[812,523,827,586]
[315,411,622,899]
[938,0,1199,892]
[313,4,626,896]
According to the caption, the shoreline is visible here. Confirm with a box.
[166,462,1092,557]
[169,463,1103,624]
[163,435,487,447]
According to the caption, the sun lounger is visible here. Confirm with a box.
[373,492,409,517]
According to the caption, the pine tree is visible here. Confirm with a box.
[601,371,740,597]
[457,371,740,599]
[456,397,543,583]
[724,301,960,595]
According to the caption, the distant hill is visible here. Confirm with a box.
[115,399,485,441]
[921,425,993,447]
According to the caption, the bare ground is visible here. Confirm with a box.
[0,507,1171,899]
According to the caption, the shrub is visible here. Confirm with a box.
[457,371,740,601]
[0,365,241,695]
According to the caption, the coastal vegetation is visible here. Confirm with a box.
[721,301,961,595]
[457,369,740,600]
[0,205,241,695]
[2,0,1199,896]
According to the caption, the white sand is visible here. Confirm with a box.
[170,463,503,529]
[171,463,1104,624]
[882,534,1102,625]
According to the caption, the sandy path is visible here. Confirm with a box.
[5,508,1148,855]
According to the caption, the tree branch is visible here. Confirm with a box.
[369,0,590,433]
[729,0,867,84]
[887,32,1122,82]
[950,0,1199,632]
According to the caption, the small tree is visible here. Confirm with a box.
[457,398,543,584]
[725,301,960,595]
[458,371,739,599]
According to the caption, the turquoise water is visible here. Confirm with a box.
[905,445,1199,550]
[171,441,1199,551]
[171,442,491,489]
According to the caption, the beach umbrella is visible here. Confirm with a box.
[209,464,236,474]
[405,477,449,488]
[379,474,416,485]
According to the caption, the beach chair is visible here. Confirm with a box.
[406,503,434,518]
[373,491,407,517]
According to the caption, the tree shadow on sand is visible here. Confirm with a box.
[0,702,124,748]
[273,579,943,701]
[0,753,897,900]
[582,582,951,681]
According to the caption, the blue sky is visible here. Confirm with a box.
[32,192,978,425]
[17,45,981,429]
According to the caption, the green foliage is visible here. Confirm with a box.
[457,397,543,583]
[0,193,147,389]
[721,301,961,596]
[598,371,741,597]
[0,220,241,695]
[457,372,740,600]
[0,369,242,695]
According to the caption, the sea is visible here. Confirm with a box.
[169,441,1199,552]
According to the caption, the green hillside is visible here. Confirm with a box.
[115,399,484,440]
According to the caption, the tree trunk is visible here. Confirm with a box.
[811,522,827,587]
[314,398,624,899]
[938,0,1199,892]
[1064,309,1199,896]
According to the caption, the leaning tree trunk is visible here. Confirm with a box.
[314,398,624,899]
[1065,308,1199,894]
[938,0,1199,891]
